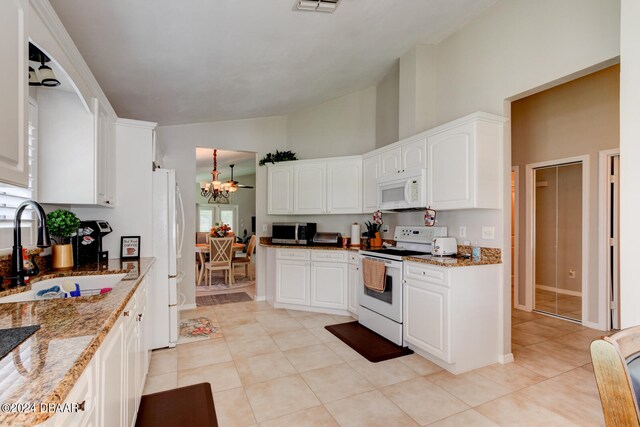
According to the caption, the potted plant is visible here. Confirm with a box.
[210,222,231,238]
[258,150,298,166]
[47,209,81,270]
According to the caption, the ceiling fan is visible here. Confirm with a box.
[226,164,254,190]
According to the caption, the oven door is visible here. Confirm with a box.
[359,256,403,323]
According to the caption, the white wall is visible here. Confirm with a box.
[286,86,376,159]
[375,61,399,148]
[619,0,640,328]
[157,116,288,307]
[399,44,436,139]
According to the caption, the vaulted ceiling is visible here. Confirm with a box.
[49,0,496,125]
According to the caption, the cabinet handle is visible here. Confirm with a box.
[124,310,131,317]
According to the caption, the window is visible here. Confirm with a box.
[196,205,238,233]
[197,206,214,232]
[0,98,38,245]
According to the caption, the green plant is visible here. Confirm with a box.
[258,150,297,166]
[46,209,80,244]
[364,221,381,238]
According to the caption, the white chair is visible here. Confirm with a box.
[205,237,234,288]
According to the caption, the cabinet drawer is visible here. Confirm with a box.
[348,253,360,265]
[404,262,448,286]
[311,250,348,263]
[276,249,310,261]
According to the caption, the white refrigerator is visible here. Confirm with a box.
[151,168,185,349]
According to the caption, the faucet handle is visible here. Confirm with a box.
[24,255,40,277]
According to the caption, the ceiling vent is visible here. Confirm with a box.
[294,0,341,13]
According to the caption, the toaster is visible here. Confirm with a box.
[432,237,457,256]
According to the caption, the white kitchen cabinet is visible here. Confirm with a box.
[123,298,138,427]
[276,259,311,306]
[347,263,359,315]
[310,259,347,310]
[362,154,379,213]
[0,0,29,187]
[327,158,362,214]
[427,114,503,210]
[267,164,294,215]
[96,102,116,206]
[294,162,326,214]
[401,138,427,172]
[403,261,501,374]
[379,147,402,177]
[97,314,125,427]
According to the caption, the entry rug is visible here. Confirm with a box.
[325,321,413,363]
[196,292,253,306]
[177,317,222,345]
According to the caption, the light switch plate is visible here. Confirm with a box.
[482,226,495,240]
[382,225,389,232]
[459,226,466,238]
[262,224,268,232]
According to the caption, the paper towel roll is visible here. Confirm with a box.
[350,223,361,246]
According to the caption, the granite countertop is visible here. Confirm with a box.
[259,237,361,252]
[0,257,155,426]
[0,247,43,262]
[402,254,501,267]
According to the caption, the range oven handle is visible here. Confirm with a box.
[361,256,402,269]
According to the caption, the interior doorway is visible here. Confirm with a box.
[601,151,620,330]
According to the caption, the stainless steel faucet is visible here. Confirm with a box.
[10,200,51,287]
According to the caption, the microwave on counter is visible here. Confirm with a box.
[377,169,426,211]
[272,222,317,245]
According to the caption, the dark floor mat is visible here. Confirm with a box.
[0,325,41,361]
[136,383,217,427]
[325,321,413,363]
[196,292,253,306]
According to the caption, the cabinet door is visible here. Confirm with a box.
[404,280,451,363]
[310,262,347,310]
[427,123,474,210]
[276,260,310,305]
[124,316,137,427]
[347,263,359,314]
[294,163,326,214]
[327,159,362,214]
[96,100,116,207]
[379,147,401,177]
[98,318,124,427]
[267,165,293,214]
[362,155,379,213]
[401,138,427,172]
[0,0,29,187]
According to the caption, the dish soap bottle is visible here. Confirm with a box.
[472,241,482,262]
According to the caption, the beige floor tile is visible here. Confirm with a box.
[427,409,498,427]
[581,362,594,373]
[235,352,297,385]
[142,372,177,395]
[214,303,250,316]
[212,387,257,427]
[397,354,443,376]
[181,306,218,320]
[325,390,418,427]
[513,321,573,339]
[473,362,546,392]
[177,338,233,370]
[254,309,293,324]
[526,339,592,366]
[148,347,178,376]
[325,341,365,362]
[531,316,586,332]
[258,405,338,427]
[512,347,581,378]
[330,314,355,324]
[348,358,419,388]
[226,336,281,359]
[242,301,274,312]
[271,328,321,351]
[223,323,270,341]
[261,317,305,335]
[287,309,314,318]
[217,311,259,327]
[284,343,343,373]
[308,326,341,343]
[298,313,343,329]
[425,370,511,407]
[511,329,548,346]
[178,361,242,392]
[511,309,544,321]
[301,363,374,403]
[549,329,604,353]
[244,375,321,422]
[515,368,605,426]
[475,394,579,426]
[381,376,469,425]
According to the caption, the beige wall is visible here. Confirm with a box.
[512,66,620,322]
[375,61,399,148]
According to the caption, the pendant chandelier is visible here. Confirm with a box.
[200,149,238,204]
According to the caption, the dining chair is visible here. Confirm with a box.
[232,235,256,280]
[205,236,234,288]
[590,326,640,427]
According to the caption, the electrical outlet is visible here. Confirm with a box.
[481,226,495,240]
[569,269,576,279]
[459,226,466,238]
[382,225,389,233]
[262,224,268,232]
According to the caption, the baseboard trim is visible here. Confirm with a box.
[499,353,514,364]
[514,304,529,311]
[180,303,197,311]
[254,296,266,302]
[535,284,582,297]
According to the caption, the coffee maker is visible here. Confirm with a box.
[73,220,112,265]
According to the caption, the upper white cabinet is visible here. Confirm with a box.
[362,153,379,213]
[427,114,503,210]
[96,102,116,206]
[0,0,29,187]
[401,138,427,172]
[379,147,401,177]
[267,164,294,214]
[294,162,326,214]
[327,158,362,214]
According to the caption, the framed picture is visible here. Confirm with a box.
[120,236,141,259]
[122,260,140,279]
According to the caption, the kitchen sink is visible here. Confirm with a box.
[0,274,127,304]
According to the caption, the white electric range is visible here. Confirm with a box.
[359,226,448,346]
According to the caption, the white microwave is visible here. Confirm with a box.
[377,169,426,211]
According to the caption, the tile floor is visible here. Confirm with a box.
[143,303,608,426]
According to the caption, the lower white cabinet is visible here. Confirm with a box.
[347,263,359,314]
[403,261,501,374]
[275,249,348,312]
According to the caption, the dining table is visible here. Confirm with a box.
[195,242,246,285]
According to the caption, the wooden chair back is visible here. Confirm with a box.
[209,237,234,266]
[195,232,209,244]
[245,235,257,261]
[591,326,640,427]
